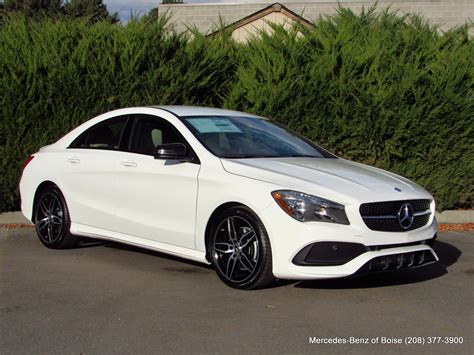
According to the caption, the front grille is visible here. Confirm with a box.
[360,199,431,232]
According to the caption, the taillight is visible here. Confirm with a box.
[23,155,35,170]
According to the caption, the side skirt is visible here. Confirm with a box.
[70,222,210,265]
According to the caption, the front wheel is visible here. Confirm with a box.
[34,185,79,249]
[210,206,274,290]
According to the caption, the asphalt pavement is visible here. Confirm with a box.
[0,228,472,354]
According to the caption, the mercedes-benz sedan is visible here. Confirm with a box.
[20,106,438,289]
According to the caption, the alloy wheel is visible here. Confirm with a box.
[36,192,64,244]
[212,215,260,283]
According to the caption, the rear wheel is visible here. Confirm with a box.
[210,206,274,290]
[34,185,79,249]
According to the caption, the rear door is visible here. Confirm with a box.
[62,115,130,231]
[113,114,200,249]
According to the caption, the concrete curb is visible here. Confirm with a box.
[0,212,32,225]
[1,210,473,225]
[435,210,474,224]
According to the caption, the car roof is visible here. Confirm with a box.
[152,105,263,118]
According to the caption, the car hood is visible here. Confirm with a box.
[220,157,431,204]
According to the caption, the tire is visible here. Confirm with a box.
[34,185,79,249]
[210,206,275,290]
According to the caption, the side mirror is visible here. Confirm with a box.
[154,143,192,162]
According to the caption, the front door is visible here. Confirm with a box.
[113,114,200,249]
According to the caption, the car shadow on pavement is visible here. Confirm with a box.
[75,238,461,289]
[103,241,214,270]
[293,240,461,289]
[77,237,106,248]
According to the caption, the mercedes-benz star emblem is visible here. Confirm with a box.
[398,203,414,229]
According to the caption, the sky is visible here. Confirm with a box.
[104,1,163,19]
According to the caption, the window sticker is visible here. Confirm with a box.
[187,118,242,133]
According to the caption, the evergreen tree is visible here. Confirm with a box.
[64,0,117,22]
[3,0,62,17]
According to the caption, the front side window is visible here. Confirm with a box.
[129,115,189,156]
[183,116,335,159]
[69,116,128,150]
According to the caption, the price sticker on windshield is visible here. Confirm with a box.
[187,118,242,133]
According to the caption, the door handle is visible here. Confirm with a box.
[121,159,137,168]
[67,156,80,164]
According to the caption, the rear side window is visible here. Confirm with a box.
[69,116,129,150]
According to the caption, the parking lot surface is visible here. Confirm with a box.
[0,228,472,354]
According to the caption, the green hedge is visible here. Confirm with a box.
[1,7,473,212]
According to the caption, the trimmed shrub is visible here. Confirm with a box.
[0,15,238,211]
[1,7,472,212]
[226,8,474,211]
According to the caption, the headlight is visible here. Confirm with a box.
[271,190,350,224]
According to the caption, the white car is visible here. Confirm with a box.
[20,106,438,289]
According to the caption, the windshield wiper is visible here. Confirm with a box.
[223,155,280,159]
[223,154,321,159]
[285,154,321,158]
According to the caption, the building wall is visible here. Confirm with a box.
[232,11,298,42]
[158,1,474,34]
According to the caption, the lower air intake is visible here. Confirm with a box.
[358,250,436,274]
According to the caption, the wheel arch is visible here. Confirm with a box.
[31,180,59,221]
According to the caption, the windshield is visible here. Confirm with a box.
[182,116,335,159]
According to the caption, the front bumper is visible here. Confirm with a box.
[259,203,439,280]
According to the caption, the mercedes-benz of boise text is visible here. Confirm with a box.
[309,336,464,345]
[309,337,402,344]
